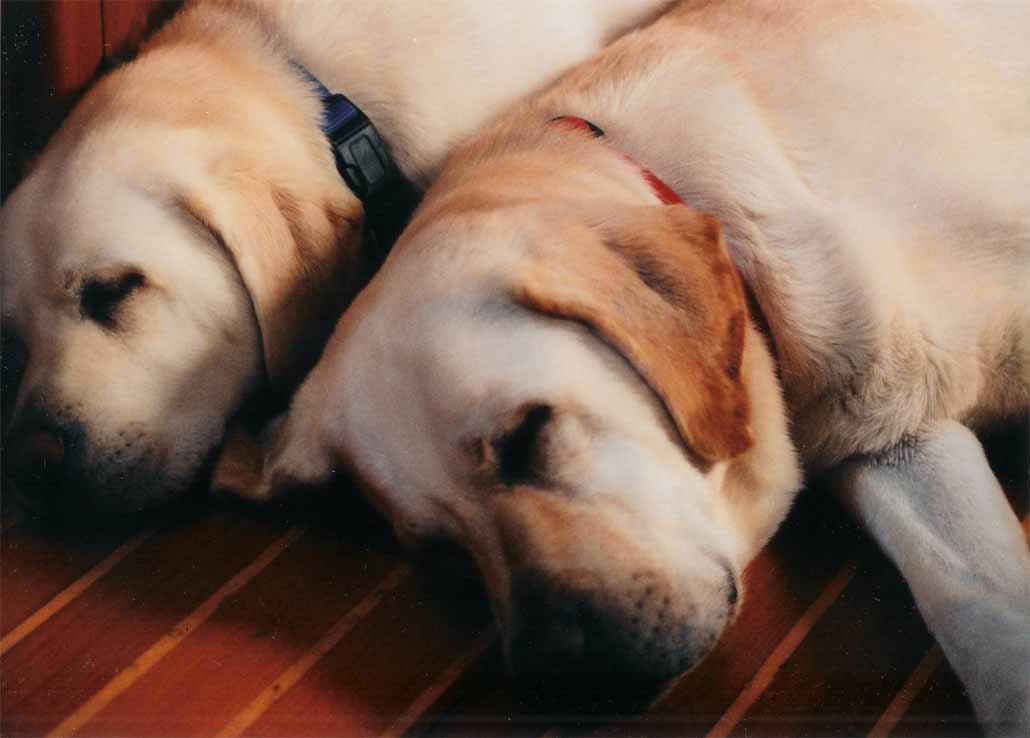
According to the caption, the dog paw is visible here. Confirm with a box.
[210,421,273,503]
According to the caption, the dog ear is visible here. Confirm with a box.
[176,178,364,388]
[511,204,752,464]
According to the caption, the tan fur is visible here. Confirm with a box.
[1,0,674,511]
[173,171,360,384]
[229,1,1028,725]
[511,205,752,463]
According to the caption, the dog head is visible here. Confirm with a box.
[1,47,364,521]
[230,188,801,689]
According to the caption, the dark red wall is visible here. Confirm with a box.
[1,0,179,198]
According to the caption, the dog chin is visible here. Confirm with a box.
[9,434,212,527]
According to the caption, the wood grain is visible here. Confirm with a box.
[1,524,133,636]
[242,565,493,738]
[885,658,981,738]
[79,532,400,737]
[727,553,934,737]
[1,530,153,655]
[0,512,289,737]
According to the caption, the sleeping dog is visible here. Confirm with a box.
[0,0,672,519]
[223,1,1030,732]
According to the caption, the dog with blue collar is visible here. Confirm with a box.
[1,0,676,520]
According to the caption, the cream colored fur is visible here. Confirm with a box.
[228,0,1029,729]
[0,0,672,513]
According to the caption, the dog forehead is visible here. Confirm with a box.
[347,278,669,457]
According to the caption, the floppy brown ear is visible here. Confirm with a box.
[511,204,752,464]
[177,177,363,388]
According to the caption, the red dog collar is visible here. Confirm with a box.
[551,116,683,206]
[551,117,777,361]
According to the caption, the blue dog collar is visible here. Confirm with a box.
[295,64,396,202]
[294,64,419,262]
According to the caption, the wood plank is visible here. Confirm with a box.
[50,527,305,737]
[242,566,492,738]
[870,646,945,737]
[1,530,153,655]
[383,627,498,738]
[0,511,288,737]
[706,559,860,738]
[76,528,399,737]
[726,549,938,737]
[0,421,1017,738]
[886,658,981,738]
[219,566,411,738]
[1,524,133,636]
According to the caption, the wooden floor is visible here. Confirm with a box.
[2,425,1025,738]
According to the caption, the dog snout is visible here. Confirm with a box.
[508,569,596,679]
[507,566,729,690]
[7,425,69,511]
[4,398,80,514]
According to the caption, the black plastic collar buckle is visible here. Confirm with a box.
[325,99,398,202]
[295,62,420,264]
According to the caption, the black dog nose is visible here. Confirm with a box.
[7,426,67,508]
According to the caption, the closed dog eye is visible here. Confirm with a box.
[79,269,146,327]
[492,403,553,486]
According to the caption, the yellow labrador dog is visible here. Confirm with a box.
[0,0,673,519]
[221,0,1029,730]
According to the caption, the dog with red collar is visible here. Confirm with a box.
[222,2,1029,732]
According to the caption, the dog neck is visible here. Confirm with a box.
[198,0,677,189]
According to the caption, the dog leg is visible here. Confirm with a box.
[833,420,1029,737]
[210,417,282,502]
[211,411,335,502]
